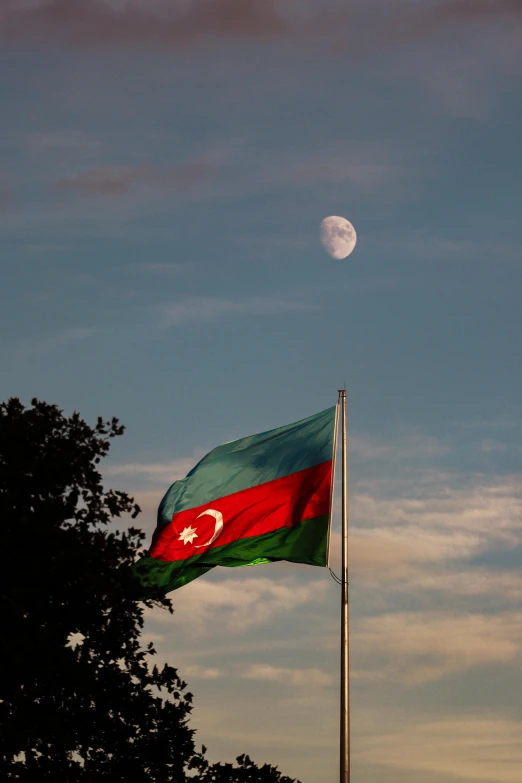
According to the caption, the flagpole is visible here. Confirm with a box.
[339,389,350,783]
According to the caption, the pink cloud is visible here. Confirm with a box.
[431,0,522,22]
[56,158,213,196]
[379,0,522,47]
[2,1,521,51]
[1,0,291,48]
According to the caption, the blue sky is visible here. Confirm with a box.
[1,2,522,782]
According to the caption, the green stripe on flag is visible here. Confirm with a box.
[133,514,329,595]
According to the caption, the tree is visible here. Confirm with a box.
[197,754,299,783]
[0,398,298,783]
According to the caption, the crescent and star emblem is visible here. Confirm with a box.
[178,508,224,548]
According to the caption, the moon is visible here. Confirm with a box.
[320,216,357,259]
[194,509,224,548]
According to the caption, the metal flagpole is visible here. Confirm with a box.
[339,388,350,783]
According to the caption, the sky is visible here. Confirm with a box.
[1,1,522,781]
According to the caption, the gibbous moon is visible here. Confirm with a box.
[320,216,357,259]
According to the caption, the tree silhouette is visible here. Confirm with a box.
[198,754,300,782]
[0,398,298,783]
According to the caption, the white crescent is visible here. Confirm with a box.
[194,508,224,548]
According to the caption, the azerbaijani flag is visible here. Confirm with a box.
[133,406,337,595]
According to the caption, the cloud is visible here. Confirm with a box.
[125,262,186,277]
[145,576,328,633]
[409,0,522,28]
[348,527,482,573]
[350,470,522,542]
[14,327,100,354]
[372,0,522,50]
[160,295,314,326]
[2,0,521,54]
[182,664,223,680]
[356,712,522,783]
[22,243,70,259]
[328,467,522,603]
[247,139,406,198]
[242,663,333,687]
[26,129,101,152]
[353,611,522,685]
[371,233,522,262]
[480,438,508,453]
[395,566,522,602]
[56,158,213,196]
[105,456,199,486]
[290,152,396,193]
[335,513,522,598]
[350,433,449,461]
[0,0,302,48]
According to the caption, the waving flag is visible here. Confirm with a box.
[133,406,337,595]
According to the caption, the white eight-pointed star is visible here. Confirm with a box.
[178,525,198,545]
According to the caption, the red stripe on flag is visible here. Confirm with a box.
[149,460,332,562]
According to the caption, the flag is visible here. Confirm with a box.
[133,406,337,595]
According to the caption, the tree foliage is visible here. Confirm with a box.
[197,754,299,783]
[0,398,299,783]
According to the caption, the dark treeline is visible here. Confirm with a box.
[0,398,299,783]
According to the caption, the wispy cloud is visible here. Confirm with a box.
[289,144,398,193]
[105,456,198,486]
[57,158,213,197]
[350,432,449,461]
[160,295,315,326]
[26,129,101,153]
[242,663,333,688]
[383,0,522,47]
[328,466,522,602]
[145,576,328,633]
[125,262,186,278]
[372,233,522,262]
[351,472,522,544]
[13,327,101,354]
[480,438,509,453]
[392,566,522,602]
[356,712,522,783]
[3,0,521,52]
[435,0,522,21]
[182,664,224,680]
[235,138,409,199]
[0,0,316,48]
[352,610,522,684]
[22,243,70,259]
